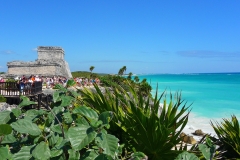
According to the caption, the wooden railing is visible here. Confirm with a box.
[0,81,43,97]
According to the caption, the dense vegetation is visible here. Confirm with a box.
[0,95,6,102]
[71,71,98,79]
[0,66,239,159]
[71,66,152,98]
[0,81,146,159]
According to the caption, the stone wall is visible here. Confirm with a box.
[7,46,72,78]
[8,65,56,76]
[37,46,64,60]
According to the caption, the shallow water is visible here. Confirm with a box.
[137,73,240,119]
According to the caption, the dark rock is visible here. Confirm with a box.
[192,129,205,136]
[180,132,197,144]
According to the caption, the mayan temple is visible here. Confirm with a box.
[7,46,72,78]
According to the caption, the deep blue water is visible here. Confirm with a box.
[137,73,240,118]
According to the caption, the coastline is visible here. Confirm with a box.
[182,112,219,141]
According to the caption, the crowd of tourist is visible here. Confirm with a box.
[13,75,67,89]
[0,76,4,82]
[74,77,100,87]
[0,75,101,90]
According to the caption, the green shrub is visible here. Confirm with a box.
[0,80,146,159]
[176,136,218,160]
[0,95,6,102]
[80,82,191,160]
[6,78,16,82]
[210,115,240,159]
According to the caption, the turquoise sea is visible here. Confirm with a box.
[137,73,240,119]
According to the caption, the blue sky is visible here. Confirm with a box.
[1,0,240,74]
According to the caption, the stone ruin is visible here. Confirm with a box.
[7,46,72,78]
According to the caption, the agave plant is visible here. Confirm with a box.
[210,115,240,159]
[119,83,190,160]
[79,81,191,160]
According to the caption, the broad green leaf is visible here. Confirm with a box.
[50,148,63,158]
[67,79,76,87]
[12,108,22,118]
[63,111,73,124]
[0,124,12,136]
[12,145,34,160]
[24,109,41,120]
[52,105,64,114]
[0,111,11,124]
[11,119,41,136]
[47,106,64,122]
[1,133,16,144]
[80,150,98,160]
[68,149,80,160]
[48,132,60,147]
[55,139,70,150]
[60,95,74,107]
[69,90,79,98]
[174,151,198,160]
[19,96,37,108]
[25,109,46,120]
[73,106,98,120]
[199,144,215,160]
[37,109,47,115]
[95,132,119,158]
[98,111,114,126]
[32,141,51,160]
[75,117,89,126]
[55,136,63,147]
[90,119,102,128]
[54,83,65,90]
[53,91,61,103]
[34,135,44,144]
[130,152,147,159]
[68,125,97,150]
[95,154,112,160]
[51,124,63,134]
[0,146,12,160]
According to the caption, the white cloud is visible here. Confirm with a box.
[32,48,38,52]
[0,50,15,54]
[177,50,240,58]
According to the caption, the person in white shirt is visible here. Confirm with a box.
[35,75,41,82]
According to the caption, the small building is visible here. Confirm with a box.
[7,46,72,78]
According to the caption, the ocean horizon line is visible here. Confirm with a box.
[135,71,240,76]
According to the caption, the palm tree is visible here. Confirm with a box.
[118,68,124,76]
[127,72,133,80]
[89,66,95,78]
[122,66,127,75]
[134,76,140,83]
[118,66,127,77]
[89,66,95,73]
